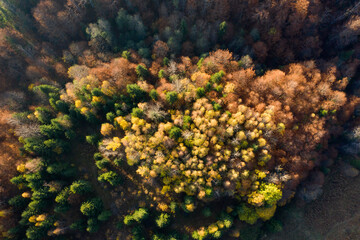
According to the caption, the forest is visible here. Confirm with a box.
[0,0,360,239]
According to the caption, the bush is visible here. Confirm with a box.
[80,198,103,217]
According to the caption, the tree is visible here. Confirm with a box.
[135,64,149,78]
[80,198,103,217]
[127,84,147,102]
[86,19,114,52]
[97,210,112,221]
[98,171,121,186]
[155,213,170,228]
[165,91,178,105]
[123,208,148,225]
[70,180,92,195]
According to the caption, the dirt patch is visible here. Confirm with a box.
[266,161,360,240]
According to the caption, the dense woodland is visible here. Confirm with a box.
[0,0,360,239]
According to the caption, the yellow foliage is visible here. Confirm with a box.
[75,100,82,108]
[17,164,26,173]
[106,137,121,151]
[256,205,277,221]
[101,123,114,136]
[29,215,37,223]
[22,192,31,198]
[36,214,46,222]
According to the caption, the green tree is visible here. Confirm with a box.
[70,180,92,195]
[98,171,122,186]
[136,64,149,78]
[80,198,103,217]
[155,213,170,228]
[165,91,178,105]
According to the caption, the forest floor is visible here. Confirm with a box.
[0,109,23,237]
[265,160,360,240]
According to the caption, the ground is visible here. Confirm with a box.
[266,161,360,240]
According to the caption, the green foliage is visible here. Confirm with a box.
[218,21,227,40]
[55,188,70,205]
[132,107,144,118]
[210,71,225,84]
[264,218,283,233]
[80,198,103,217]
[26,226,47,240]
[10,175,26,185]
[149,89,159,100]
[136,64,149,78]
[202,207,212,217]
[70,180,92,195]
[86,134,100,146]
[155,213,170,228]
[258,183,282,205]
[95,158,111,169]
[169,126,182,139]
[123,208,148,225]
[158,69,166,79]
[127,84,147,102]
[196,87,205,98]
[350,158,360,170]
[9,195,29,210]
[35,107,52,124]
[237,204,259,224]
[94,152,103,161]
[163,57,169,66]
[166,91,178,105]
[33,85,59,95]
[98,171,122,186]
[70,220,86,231]
[106,112,116,122]
[122,50,131,59]
[98,210,112,221]
[86,218,100,233]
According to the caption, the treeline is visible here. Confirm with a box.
[0,0,359,91]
